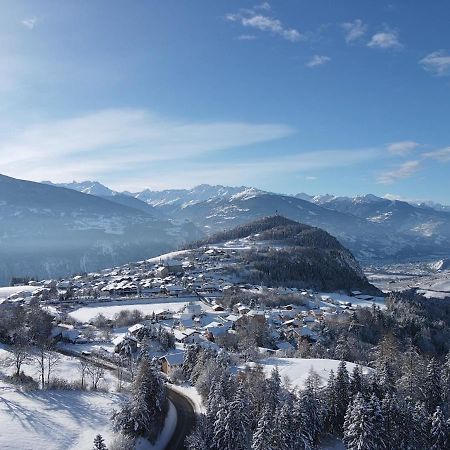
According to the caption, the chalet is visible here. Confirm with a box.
[160,351,185,375]
[112,335,138,354]
[51,324,80,343]
[128,323,145,336]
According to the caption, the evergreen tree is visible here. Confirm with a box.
[397,343,424,402]
[335,360,350,433]
[274,394,295,450]
[323,370,339,434]
[429,407,448,450]
[212,397,229,450]
[186,414,211,450]
[343,393,385,450]
[252,406,275,450]
[377,359,396,397]
[219,383,250,450]
[349,365,364,398]
[381,393,409,450]
[298,376,323,447]
[112,359,167,442]
[266,367,282,413]
[93,434,107,450]
[424,358,442,414]
[412,402,432,450]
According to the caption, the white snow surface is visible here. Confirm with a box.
[0,381,123,450]
[0,285,36,299]
[69,297,199,323]
[256,358,372,390]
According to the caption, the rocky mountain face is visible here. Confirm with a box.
[0,175,202,285]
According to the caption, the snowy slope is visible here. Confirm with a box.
[256,357,372,390]
[0,174,202,285]
[0,381,122,450]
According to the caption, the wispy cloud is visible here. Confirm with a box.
[21,17,37,29]
[0,108,294,182]
[387,141,420,155]
[237,34,257,41]
[424,147,450,162]
[368,30,402,49]
[377,160,421,184]
[226,6,303,42]
[306,55,331,68]
[420,50,450,76]
[255,2,271,11]
[109,148,379,191]
[341,19,367,44]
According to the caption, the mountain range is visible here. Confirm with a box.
[0,175,202,285]
[2,176,450,284]
[43,180,450,263]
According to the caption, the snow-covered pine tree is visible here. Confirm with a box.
[112,359,167,442]
[212,395,230,450]
[298,374,323,447]
[266,367,282,413]
[251,405,275,450]
[424,358,443,414]
[349,364,364,398]
[335,360,350,433]
[186,414,211,450]
[323,369,339,434]
[397,342,424,402]
[376,359,396,397]
[274,394,295,450]
[412,401,432,449]
[93,434,107,450]
[343,393,385,450]
[381,393,409,450]
[217,382,250,450]
[429,406,449,450]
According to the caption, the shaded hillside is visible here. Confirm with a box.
[0,174,202,285]
[191,215,380,294]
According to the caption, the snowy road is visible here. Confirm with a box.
[165,388,196,450]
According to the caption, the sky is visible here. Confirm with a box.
[0,1,449,203]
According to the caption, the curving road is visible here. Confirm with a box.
[165,387,196,450]
[57,348,196,449]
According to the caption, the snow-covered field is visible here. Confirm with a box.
[0,285,36,299]
[0,344,118,389]
[0,380,123,450]
[257,358,371,390]
[319,292,386,310]
[69,297,200,323]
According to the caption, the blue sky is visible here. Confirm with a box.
[0,1,449,202]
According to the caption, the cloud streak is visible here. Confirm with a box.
[0,108,294,179]
[387,141,420,155]
[424,147,450,162]
[226,6,303,42]
[341,19,367,44]
[377,160,421,184]
[306,55,331,68]
[368,30,402,49]
[420,51,450,76]
[21,17,37,29]
[0,108,382,190]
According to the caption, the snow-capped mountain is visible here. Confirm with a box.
[35,180,450,263]
[0,175,202,285]
[43,180,117,197]
[134,184,266,208]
